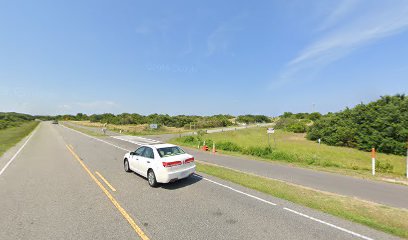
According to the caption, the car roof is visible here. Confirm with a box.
[143,143,178,149]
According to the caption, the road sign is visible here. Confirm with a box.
[150,124,158,129]
[267,128,275,134]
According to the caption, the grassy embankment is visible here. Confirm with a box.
[197,162,408,238]
[172,127,406,179]
[0,121,39,157]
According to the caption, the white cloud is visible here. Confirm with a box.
[206,15,246,56]
[274,1,408,88]
[317,0,359,31]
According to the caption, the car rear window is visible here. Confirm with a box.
[157,146,185,158]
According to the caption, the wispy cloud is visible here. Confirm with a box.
[273,1,408,88]
[206,15,246,56]
[179,34,193,56]
[317,0,358,31]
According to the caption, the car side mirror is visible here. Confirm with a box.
[130,152,135,156]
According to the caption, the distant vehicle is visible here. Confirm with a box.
[52,120,58,124]
[123,144,195,187]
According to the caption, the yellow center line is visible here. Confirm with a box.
[65,145,150,240]
[95,171,117,192]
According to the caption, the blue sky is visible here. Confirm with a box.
[0,0,407,116]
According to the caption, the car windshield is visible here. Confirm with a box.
[157,146,185,158]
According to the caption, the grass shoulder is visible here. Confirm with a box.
[61,122,107,137]
[196,162,408,238]
[171,128,406,180]
[0,121,39,157]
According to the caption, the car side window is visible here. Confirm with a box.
[134,147,145,156]
[142,147,154,159]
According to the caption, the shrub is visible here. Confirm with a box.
[275,118,309,133]
[242,146,272,157]
[307,95,408,155]
[217,141,242,152]
[376,160,394,173]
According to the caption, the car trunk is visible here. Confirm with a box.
[161,154,193,171]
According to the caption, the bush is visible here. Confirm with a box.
[286,122,308,133]
[0,112,35,130]
[242,146,272,157]
[182,136,196,143]
[275,118,309,133]
[217,141,242,152]
[236,115,271,124]
[307,95,408,155]
[376,160,394,173]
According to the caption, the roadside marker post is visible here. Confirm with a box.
[406,147,408,179]
[267,128,276,148]
[371,148,376,176]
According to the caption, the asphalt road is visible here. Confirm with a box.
[0,122,400,240]
[108,133,408,210]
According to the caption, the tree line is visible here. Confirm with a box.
[55,113,272,129]
[307,95,407,155]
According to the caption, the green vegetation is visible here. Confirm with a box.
[307,95,408,155]
[235,115,272,124]
[59,113,239,129]
[274,118,311,133]
[273,112,322,133]
[281,111,322,121]
[173,127,406,178]
[197,162,408,238]
[0,112,35,130]
[0,121,39,157]
[57,113,272,130]
[62,122,107,137]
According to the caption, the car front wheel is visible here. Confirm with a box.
[147,170,158,187]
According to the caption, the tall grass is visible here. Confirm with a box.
[0,121,39,157]
[173,128,406,178]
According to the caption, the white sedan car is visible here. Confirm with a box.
[123,143,196,187]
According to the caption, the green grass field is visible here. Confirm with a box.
[197,162,408,238]
[0,121,39,157]
[173,127,406,179]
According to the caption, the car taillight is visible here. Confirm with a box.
[162,161,182,167]
[184,157,194,164]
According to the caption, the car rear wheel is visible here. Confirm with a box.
[147,170,158,187]
[124,159,131,172]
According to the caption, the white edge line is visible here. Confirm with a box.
[62,124,375,240]
[283,207,374,240]
[0,127,38,176]
[193,174,277,206]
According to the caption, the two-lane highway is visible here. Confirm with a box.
[0,122,399,239]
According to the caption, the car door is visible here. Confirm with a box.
[130,147,145,174]
[139,147,155,177]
